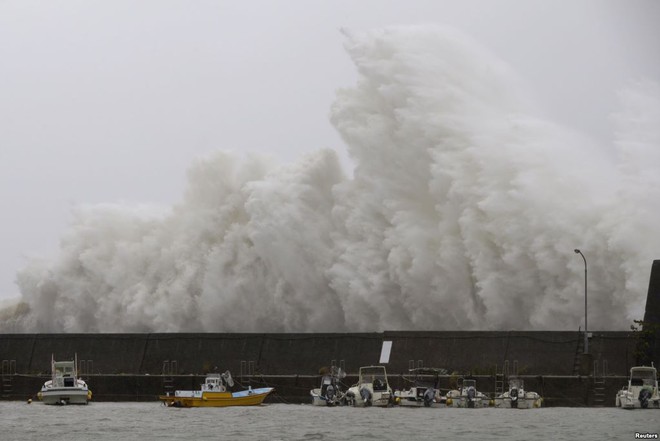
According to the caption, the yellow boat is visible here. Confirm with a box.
[158,372,274,408]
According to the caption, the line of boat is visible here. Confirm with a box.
[308,365,543,409]
[34,355,658,409]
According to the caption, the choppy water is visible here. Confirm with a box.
[3,402,659,441]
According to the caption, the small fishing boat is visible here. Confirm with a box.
[394,367,447,407]
[446,378,487,408]
[37,354,91,405]
[310,366,346,406]
[345,365,393,407]
[615,364,660,409]
[159,371,274,408]
[493,377,542,409]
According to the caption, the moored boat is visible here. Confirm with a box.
[159,371,274,408]
[345,365,393,407]
[37,354,91,405]
[493,377,542,409]
[394,367,447,407]
[615,364,660,409]
[446,378,487,408]
[310,366,346,406]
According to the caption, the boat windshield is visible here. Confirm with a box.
[509,378,524,389]
[203,374,225,390]
[54,362,75,377]
[631,368,657,386]
[360,367,388,385]
[404,368,444,388]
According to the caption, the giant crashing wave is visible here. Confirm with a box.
[3,26,659,333]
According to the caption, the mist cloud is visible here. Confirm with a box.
[4,26,658,332]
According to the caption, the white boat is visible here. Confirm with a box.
[616,364,660,409]
[310,366,346,406]
[159,371,274,407]
[345,365,393,407]
[446,378,487,408]
[394,368,447,407]
[494,377,542,409]
[37,354,91,405]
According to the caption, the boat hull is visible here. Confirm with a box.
[310,394,325,406]
[493,397,542,409]
[39,388,90,405]
[395,389,446,407]
[448,397,487,408]
[346,386,392,407]
[397,397,446,408]
[310,388,343,406]
[616,393,660,409]
[159,387,274,408]
[397,397,425,407]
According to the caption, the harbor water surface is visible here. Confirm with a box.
[3,402,659,441]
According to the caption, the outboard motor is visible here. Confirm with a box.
[510,388,519,408]
[360,387,373,406]
[423,388,435,407]
[639,388,652,409]
[345,390,355,406]
[467,386,476,408]
[325,385,335,406]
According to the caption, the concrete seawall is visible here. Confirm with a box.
[0,331,641,406]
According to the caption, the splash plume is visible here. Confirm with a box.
[4,26,659,332]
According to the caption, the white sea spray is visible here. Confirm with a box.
[5,26,659,332]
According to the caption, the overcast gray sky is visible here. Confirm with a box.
[1,0,659,302]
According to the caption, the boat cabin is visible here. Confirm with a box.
[202,374,227,392]
[53,361,77,388]
[628,367,658,388]
[200,371,234,393]
[359,366,389,391]
[509,378,524,390]
[461,379,477,391]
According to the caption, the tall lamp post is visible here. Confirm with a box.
[574,249,588,354]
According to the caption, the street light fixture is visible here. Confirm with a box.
[574,249,588,354]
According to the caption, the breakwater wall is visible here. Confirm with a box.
[0,331,641,406]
